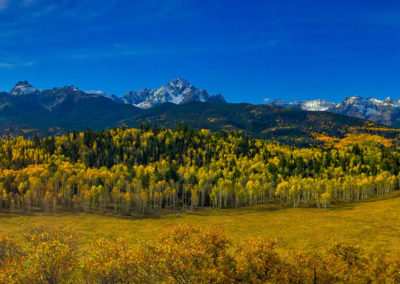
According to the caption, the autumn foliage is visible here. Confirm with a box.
[0,127,400,215]
[0,226,78,283]
[1,225,400,283]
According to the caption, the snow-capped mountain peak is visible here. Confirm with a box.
[384,97,394,104]
[10,81,38,95]
[121,78,226,109]
[270,95,400,126]
[167,78,191,90]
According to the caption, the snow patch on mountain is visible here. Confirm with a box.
[270,99,336,112]
[301,100,337,111]
[85,90,107,96]
[365,108,378,116]
[10,81,38,95]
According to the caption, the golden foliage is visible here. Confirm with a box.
[336,133,392,148]
[2,225,400,283]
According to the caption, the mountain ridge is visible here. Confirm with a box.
[6,80,400,127]
[270,96,400,127]
[1,79,399,146]
[85,78,226,108]
[4,78,226,110]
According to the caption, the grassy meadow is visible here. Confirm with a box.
[1,191,400,255]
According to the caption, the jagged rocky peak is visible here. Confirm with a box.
[384,97,393,103]
[10,80,38,95]
[121,78,226,109]
[340,96,364,105]
[168,78,192,90]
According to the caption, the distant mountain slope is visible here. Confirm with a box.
[1,80,399,146]
[270,96,400,127]
[123,102,400,146]
[0,82,140,137]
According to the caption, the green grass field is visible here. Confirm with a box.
[2,192,400,255]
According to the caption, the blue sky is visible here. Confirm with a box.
[0,0,399,103]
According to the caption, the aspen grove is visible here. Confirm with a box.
[0,125,399,215]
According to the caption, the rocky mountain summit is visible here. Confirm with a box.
[119,78,226,108]
[10,81,38,96]
[270,96,400,127]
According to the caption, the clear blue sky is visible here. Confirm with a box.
[0,0,399,103]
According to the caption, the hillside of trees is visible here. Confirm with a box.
[3,98,400,147]
[0,125,399,215]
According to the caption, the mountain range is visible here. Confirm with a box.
[0,78,399,146]
[270,97,400,127]
[84,78,226,108]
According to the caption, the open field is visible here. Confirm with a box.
[2,192,400,255]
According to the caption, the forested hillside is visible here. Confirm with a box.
[128,102,400,146]
[0,125,399,215]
